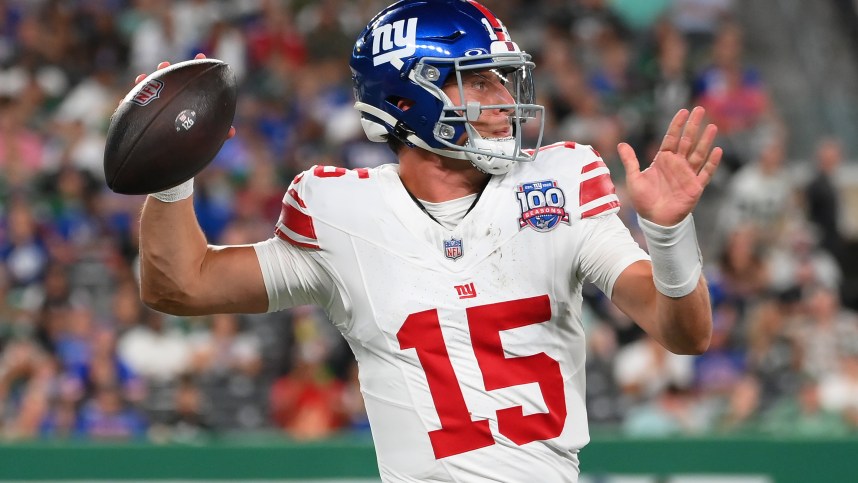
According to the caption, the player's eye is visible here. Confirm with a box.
[468,74,491,91]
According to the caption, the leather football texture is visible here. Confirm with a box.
[104,58,236,195]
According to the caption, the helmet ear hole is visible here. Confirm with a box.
[393,97,415,112]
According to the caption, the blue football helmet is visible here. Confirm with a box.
[350,0,544,175]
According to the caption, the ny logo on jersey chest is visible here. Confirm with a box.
[454,282,477,299]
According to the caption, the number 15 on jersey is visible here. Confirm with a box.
[397,295,567,459]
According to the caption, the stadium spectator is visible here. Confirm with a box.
[269,355,346,440]
[766,222,842,296]
[0,337,54,439]
[817,345,858,421]
[189,313,262,378]
[148,373,213,444]
[744,297,802,411]
[614,336,695,403]
[706,224,770,313]
[713,374,762,433]
[0,98,45,191]
[585,322,626,426]
[694,21,774,172]
[718,133,798,241]
[804,137,848,265]
[75,383,146,440]
[760,376,849,436]
[117,311,191,384]
[793,286,858,380]
[640,23,694,151]
[670,0,735,57]
[0,200,50,290]
[622,383,706,436]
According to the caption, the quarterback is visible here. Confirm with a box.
[137,0,721,481]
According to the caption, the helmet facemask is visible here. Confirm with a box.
[410,52,545,175]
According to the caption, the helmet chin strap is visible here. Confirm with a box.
[407,131,516,175]
[354,101,518,175]
[462,128,517,175]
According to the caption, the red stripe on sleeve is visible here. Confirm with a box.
[275,227,320,250]
[287,189,306,208]
[579,173,616,206]
[581,200,620,219]
[278,201,317,241]
[582,160,607,174]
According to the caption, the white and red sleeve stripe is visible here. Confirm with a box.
[579,158,620,218]
[275,187,320,250]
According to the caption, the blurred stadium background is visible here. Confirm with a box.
[1,0,858,481]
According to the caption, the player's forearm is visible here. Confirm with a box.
[638,214,712,354]
[138,196,209,314]
[652,277,712,355]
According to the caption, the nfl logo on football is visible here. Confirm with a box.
[444,238,464,261]
[131,79,164,106]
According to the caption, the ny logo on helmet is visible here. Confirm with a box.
[372,17,417,69]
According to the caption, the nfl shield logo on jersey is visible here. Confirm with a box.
[444,238,464,261]
[516,179,570,232]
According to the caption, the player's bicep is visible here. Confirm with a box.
[610,260,658,326]
[196,244,270,314]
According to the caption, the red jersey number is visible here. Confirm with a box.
[312,166,370,179]
[397,295,566,459]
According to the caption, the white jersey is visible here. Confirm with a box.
[255,142,649,482]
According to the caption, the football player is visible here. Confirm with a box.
[137,0,721,481]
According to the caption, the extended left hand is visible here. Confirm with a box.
[618,106,722,226]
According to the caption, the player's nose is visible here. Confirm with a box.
[493,84,514,107]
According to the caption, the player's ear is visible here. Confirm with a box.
[397,98,415,111]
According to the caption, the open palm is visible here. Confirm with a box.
[618,107,722,226]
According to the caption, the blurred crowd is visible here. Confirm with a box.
[1,0,856,443]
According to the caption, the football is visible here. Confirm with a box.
[103,58,237,195]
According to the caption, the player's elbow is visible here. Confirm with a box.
[139,274,201,316]
[140,283,185,315]
[668,328,712,355]
[674,335,711,355]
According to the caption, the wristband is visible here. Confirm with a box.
[637,214,702,298]
[150,178,194,203]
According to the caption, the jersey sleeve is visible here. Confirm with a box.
[253,236,342,315]
[576,146,621,219]
[576,214,650,298]
[256,169,346,319]
[274,171,320,249]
